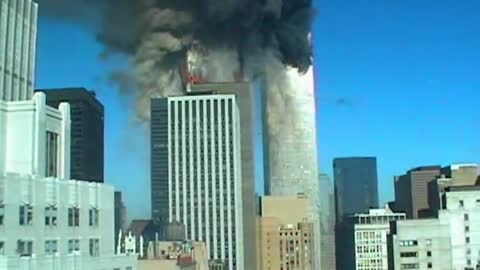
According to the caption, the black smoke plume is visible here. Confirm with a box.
[36,0,314,120]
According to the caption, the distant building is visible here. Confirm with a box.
[150,82,256,270]
[389,185,480,270]
[318,173,336,270]
[394,166,441,218]
[336,206,406,270]
[35,88,105,183]
[0,0,37,102]
[0,93,137,269]
[333,157,379,222]
[257,195,315,270]
[115,191,127,247]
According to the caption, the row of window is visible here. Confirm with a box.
[0,239,100,257]
[0,205,99,227]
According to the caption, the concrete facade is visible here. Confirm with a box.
[0,0,37,101]
[0,93,137,270]
[257,196,315,270]
[150,83,256,270]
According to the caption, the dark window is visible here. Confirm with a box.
[45,131,59,177]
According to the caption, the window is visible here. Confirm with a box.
[425,239,432,246]
[465,226,470,232]
[400,252,418,258]
[399,240,418,247]
[460,200,464,207]
[45,206,58,226]
[427,251,432,257]
[89,208,99,227]
[428,262,432,268]
[89,239,100,257]
[45,131,59,177]
[17,240,33,257]
[400,263,419,269]
[466,237,470,243]
[465,214,469,221]
[19,205,33,225]
[68,207,80,227]
[68,239,80,254]
[0,242,4,255]
[0,204,4,225]
[45,240,58,255]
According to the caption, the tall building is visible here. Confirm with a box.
[0,0,38,101]
[257,195,315,270]
[389,186,480,269]
[150,83,256,270]
[336,206,406,270]
[0,92,137,270]
[394,166,441,218]
[35,88,104,183]
[263,67,321,270]
[318,173,336,270]
[333,157,379,222]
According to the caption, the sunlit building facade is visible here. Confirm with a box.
[0,0,37,101]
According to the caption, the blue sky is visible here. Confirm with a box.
[36,0,480,220]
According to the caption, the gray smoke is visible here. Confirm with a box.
[36,0,314,121]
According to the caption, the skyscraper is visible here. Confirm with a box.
[319,173,336,270]
[150,82,256,270]
[394,165,441,218]
[0,0,38,101]
[333,157,379,222]
[35,88,105,182]
[263,67,321,270]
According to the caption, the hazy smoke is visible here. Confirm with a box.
[36,0,314,121]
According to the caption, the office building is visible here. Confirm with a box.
[0,0,37,101]
[318,173,336,270]
[389,185,480,270]
[257,195,315,270]
[394,166,441,218]
[388,218,451,270]
[336,206,406,270]
[334,157,379,222]
[0,92,137,270]
[150,83,256,270]
[36,88,104,183]
[263,67,321,270]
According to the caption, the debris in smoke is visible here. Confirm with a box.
[36,0,314,121]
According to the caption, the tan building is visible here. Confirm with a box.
[137,240,209,270]
[257,195,315,270]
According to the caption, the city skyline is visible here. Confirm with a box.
[34,0,480,219]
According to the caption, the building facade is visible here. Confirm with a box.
[257,196,315,270]
[394,166,441,218]
[353,207,405,270]
[333,157,379,223]
[0,93,137,270]
[36,88,105,183]
[115,191,127,248]
[318,173,336,270]
[150,83,256,270]
[0,0,37,102]
[389,186,480,270]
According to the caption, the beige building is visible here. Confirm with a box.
[257,195,315,270]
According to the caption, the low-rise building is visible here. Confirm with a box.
[389,185,480,270]
[0,93,137,270]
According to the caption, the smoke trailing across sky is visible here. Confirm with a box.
[37,0,314,120]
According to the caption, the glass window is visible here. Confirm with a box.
[68,207,80,227]
[17,240,33,257]
[19,205,33,225]
[0,242,4,255]
[0,204,4,225]
[68,239,80,254]
[89,208,99,227]
[45,206,57,226]
[45,131,59,177]
[89,239,100,257]
[45,240,58,255]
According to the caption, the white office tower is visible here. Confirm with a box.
[353,206,405,270]
[0,0,38,101]
[150,84,256,270]
[390,186,480,270]
[264,66,321,269]
[0,93,138,270]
